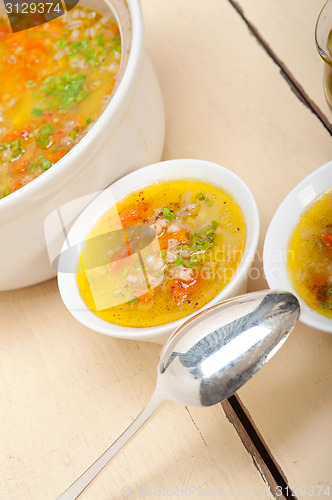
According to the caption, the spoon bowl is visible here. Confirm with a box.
[57,289,300,500]
[158,289,299,407]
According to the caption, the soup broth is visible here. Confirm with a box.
[288,188,332,319]
[0,5,121,198]
[77,179,246,327]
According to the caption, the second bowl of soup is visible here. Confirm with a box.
[58,159,259,343]
[263,161,332,333]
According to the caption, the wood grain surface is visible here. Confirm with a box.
[1,0,332,498]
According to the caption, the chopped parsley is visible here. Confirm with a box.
[163,207,175,222]
[32,108,43,116]
[40,73,88,111]
[69,128,80,139]
[34,122,55,148]
[190,222,218,252]
[41,159,51,170]
[1,188,11,198]
[9,138,26,160]
[186,256,198,267]
[111,33,121,54]
[57,39,67,49]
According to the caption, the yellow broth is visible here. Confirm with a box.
[77,179,246,327]
[0,6,121,198]
[288,189,332,319]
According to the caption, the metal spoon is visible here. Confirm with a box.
[57,289,300,500]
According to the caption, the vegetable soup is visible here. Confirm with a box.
[0,5,121,199]
[288,188,332,319]
[77,180,246,327]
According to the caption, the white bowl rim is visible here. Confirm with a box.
[57,158,260,341]
[263,160,332,333]
[0,0,143,218]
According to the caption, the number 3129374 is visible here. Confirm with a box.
[276,485,330,497]
[5,3,63,14]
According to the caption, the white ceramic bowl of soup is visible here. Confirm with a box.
[57,159,260,344]
[0,0,165,291]
[263,161,332,333]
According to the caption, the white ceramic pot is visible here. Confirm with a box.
[0,0,165,291]
[58,159,260,344]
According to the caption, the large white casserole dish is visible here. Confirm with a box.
[0,0,165,291]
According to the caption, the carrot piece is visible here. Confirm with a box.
[320,233,332,248]
[158,228,188,250]
[312,275,327,289]
[11,181,23,192]
[12,159,29,173]
[120,208,142,225]
[120,203,152,226]
[2,127,31,143]
[24,38,47,52]
[24,48,45,67]
[2,130,21,143]
[311,274,328,302]
[158,229,187,250]
[49,149,68,164]
[124,234,131,256]
[23,39,47,70]
[53,129,65,143]
[0,22,9,38]
[6,32,25,48]
[169,273,203,305]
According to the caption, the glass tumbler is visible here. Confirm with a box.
[315,0,332,111]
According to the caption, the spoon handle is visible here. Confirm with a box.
[57,390,161,500]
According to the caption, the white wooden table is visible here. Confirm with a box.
[1,0,331,498]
